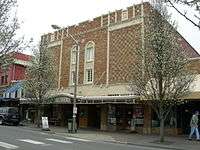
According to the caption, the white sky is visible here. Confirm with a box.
[17,0,200,54]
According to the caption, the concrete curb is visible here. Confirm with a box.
[103,140,185,150]
[53,132,185,150]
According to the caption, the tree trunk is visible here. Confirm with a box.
[37,105,41,128]
[160,117,165,142]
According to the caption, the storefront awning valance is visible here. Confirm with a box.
[4,82,22,94]
[20,94,138,104]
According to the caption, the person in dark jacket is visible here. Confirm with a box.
[189,111,199,140]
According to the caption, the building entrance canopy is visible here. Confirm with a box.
[20,93,137,104]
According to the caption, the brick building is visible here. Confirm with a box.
[25,2,200,134]
[0,52,31,101]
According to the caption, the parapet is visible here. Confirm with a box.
[41,2,150,43]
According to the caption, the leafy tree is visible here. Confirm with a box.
[131,2,196,142]
[24,41,56,127]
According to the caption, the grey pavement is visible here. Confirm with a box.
[20,124,200,150]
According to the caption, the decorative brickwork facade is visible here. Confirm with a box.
[38,2,200,134]
[42,2,198,93]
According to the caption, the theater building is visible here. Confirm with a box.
[21,2,200,135]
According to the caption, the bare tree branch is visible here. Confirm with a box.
[166,0,200,29]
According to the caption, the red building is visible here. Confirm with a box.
[0,52,32,98]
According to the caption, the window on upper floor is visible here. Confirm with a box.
[71,51,76,64]
[85,42,95,62]
[71,71,76,85]
[5,75,8,84]
[71,46,78,64]
[69,45,80,86]
[85,68,93,83]
[1,76,4,85]
[0,75,7,85]
[84,41,95,84]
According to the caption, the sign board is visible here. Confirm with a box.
[73,107,77,114]
[42,117,49,130]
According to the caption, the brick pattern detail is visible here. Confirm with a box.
[128,7,134,18]
[135,4,142,17]
[110,12,116,24]
[60,37,75,87]
[109,24,142,84]
[50,46,60,88]
[59,28,107,88]
[117,10,122,22]
[43,2,199,89]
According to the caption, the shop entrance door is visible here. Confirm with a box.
[88,105,101,129]
[178,101,200,134]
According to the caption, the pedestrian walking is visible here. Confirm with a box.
[188,111,200,141]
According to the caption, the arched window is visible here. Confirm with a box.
[69,45,79,85]
[84,41,95,84]
[71,45,77,64]
[85,42,94,62]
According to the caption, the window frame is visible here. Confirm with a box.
[71,46,77,64]
[84,41,95,84]
[85,68,93,83]
[1,76,4,85]
[69,45,79,86]
[85,42,94,62]
[71,70,76,85]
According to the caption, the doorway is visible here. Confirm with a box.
[88,105,101,129]
[178,101,200,134]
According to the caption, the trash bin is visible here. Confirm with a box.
[67,119,77,133]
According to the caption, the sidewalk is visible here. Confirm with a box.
[22,125,200,150]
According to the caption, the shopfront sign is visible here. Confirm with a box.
[42,117,49,130]
[73,107,77,114]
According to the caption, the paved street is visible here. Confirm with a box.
[0,125,174,150]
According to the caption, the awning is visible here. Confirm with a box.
[4,82,22,94]
[0,97,19,102]
[20,94,137,104]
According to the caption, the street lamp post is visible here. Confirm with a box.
[72,43,79,133]
[51,25,79,133]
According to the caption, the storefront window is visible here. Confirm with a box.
[152,111,159,127]
[165,108,177,128]
[133,106,144,127]
[116,105,133,129]
[151,108,177,128]
[108,105,116,126]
